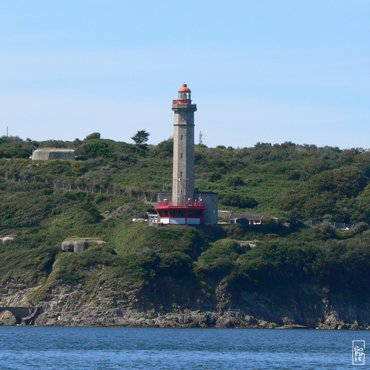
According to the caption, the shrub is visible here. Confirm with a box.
[226,176,246,187]
[195,239,246,280]
[220,194,258,208]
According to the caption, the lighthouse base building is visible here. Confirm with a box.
[156,191,218,225]
[155,84,218,225]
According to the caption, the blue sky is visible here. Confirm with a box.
[0,0,369,148]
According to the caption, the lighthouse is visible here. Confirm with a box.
[155,84,218,225]
[172,83,196,204]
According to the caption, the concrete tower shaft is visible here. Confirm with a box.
[172,84,197,205]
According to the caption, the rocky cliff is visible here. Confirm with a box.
[1,279,369,330]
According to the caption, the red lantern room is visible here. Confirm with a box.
[174,83,192,103]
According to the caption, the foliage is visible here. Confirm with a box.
[219,194,258,208]
[131,130,150,152]
[1,137,368,222]
[0,244,59,284]
[153,138,173,158]
[0,136,38,158]
[85,132,101,140]
[195,239,247,280]
[0,136,369,308]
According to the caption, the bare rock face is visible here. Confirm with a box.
[3,283,370,329]
[216,316,237,328]
[61,238,105,253]
[0,311,17,326]
[23,278,370,329]
[1,273,370,329]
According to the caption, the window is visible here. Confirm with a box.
[180,153,183,159]
[170,209,186,218]
[187,210,201,218]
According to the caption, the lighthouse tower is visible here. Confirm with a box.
[155,84,205,225]
[172,83,197,204]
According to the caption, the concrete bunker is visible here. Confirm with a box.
[31,148,75,160]
[61,238,106,253]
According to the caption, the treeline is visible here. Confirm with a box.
[0,135,369,223]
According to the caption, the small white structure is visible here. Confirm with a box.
[147,213,160,223]
[32,148,75,161]
[1,236,14,244]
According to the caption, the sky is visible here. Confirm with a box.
[0,0,369,149]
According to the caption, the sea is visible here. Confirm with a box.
[0,327,368,369]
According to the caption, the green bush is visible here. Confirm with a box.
[195,239,246,280]
[220,194,258,208]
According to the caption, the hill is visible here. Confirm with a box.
[0,135,369,328]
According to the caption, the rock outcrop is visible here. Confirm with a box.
[1,280,369,329]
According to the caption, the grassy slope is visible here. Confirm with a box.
[0,136,369,310]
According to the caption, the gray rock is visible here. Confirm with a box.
[0,311,17,325]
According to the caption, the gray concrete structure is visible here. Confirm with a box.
[32,148,75,161]
[61,238,106,253]
[172,84,197,204]
[199,192,218,225]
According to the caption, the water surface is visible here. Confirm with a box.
[0,327,368,369]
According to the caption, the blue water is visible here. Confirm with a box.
[0,327,368,369]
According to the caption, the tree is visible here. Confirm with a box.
[80,141,111,159]
[226,176,245,187]
[85,132,101,140]
[154,138,173,158]
[131,130,150,151]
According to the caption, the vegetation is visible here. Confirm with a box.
[0,135,369,309]
[131,130,150,153]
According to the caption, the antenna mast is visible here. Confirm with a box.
[199,131,203,145]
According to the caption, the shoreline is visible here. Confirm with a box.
[20,308,370,330]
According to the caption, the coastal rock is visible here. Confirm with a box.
[216,316,236,328]
[0,311,17,326]
[1,280,370,329]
